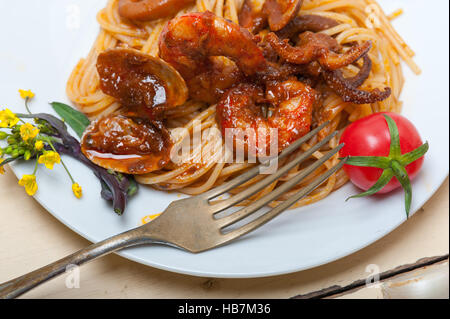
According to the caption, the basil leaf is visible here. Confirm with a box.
[51,102,90,138]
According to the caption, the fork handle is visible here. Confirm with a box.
[0,227,157,299]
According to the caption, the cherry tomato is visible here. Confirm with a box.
[339,112,425,193]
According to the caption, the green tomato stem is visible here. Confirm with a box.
[383,114,402,159]
[346,168,394,201]
[390,160,412,217]
[345,115,429,218]
[399,142,429,166]
[344,156,391,169]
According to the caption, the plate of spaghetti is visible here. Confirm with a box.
[0,0,448,278]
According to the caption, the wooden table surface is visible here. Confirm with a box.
[0,166,448,299]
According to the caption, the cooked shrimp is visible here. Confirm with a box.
[159,11,268,104]
[216,79,317,155]
[118,0,195,22]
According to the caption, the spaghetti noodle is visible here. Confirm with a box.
[67,0,420,208]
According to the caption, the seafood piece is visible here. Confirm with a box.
[239,0,268,33]
[263,0,303,31]
[181,57,245,104]
[275,15,339,40]
[91,48,187,174]
[159,11,267,103]
[345,54,372,87]
[239,0,304,33]
[118,0,195,22]
[266,31,371,70]
[297,53,391,104]
[322,66,391,104]
[216,79,317,155]
[97,48,188,120]
[265,78,317,148]
[81,115,173,175]
[265,28,391,105]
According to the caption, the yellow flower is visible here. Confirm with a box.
[35,140,44,151]
[20,123,40,142]
[72,183,83,199]
[19,89,35,100]
[0,109,19,128]
[18,174,38,196]
[0,159,5,175]
[38,151,61,170]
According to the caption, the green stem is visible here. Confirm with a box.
[391,160,412,217]
[37,135,59,144]
[383,115,402,159]
[344,156,391,169]
[32,157,39,175]
[25,98,32,115]
[45,137,75,184]
[399,142,429,166]
[346,168,394,201]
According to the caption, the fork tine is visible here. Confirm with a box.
[202,121,331,200]
[211,131,339,213]
[218,157,348,244]
[217,144,345,228]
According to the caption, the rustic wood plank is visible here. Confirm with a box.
[0,167,448,299]
[292,255,449,299]
[336,259,449,299]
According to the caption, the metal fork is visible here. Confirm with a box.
[0,122,347,299]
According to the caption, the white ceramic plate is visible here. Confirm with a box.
[1,0,448,278]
